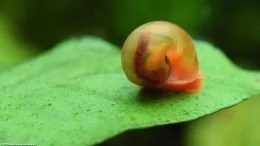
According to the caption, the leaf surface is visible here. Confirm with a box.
[0,37,259,145]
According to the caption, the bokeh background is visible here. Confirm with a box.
[0,0,260,146]
[0,0,260,69]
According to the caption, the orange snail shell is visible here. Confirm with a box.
[121,21,202,92]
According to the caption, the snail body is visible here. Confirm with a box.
[121,21,202,92]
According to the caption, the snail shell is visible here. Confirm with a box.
[121,21,202,92]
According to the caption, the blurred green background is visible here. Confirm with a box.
[0,0,259,69]
[0,0,260,145]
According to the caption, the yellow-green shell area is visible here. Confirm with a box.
[121,21,200,88]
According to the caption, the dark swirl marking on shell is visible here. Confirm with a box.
[134,33,151,83]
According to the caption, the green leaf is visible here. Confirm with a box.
[0,36,259,145]
[0,63,11,72]
[186,94,260,146]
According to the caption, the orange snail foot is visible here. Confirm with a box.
[156,72,203,93]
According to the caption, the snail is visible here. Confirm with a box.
[121,21,202,92]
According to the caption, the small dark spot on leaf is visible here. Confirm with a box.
[48,103,52,106]
[74,112,79,116]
